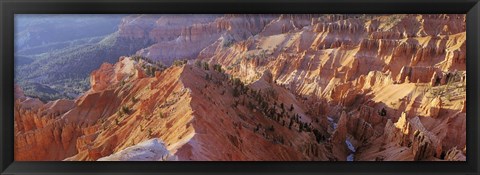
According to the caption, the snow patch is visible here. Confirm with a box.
[98,138,177,161]
[345,138,356,161]
[327,116,337,130]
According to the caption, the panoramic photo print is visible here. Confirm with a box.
[14,14,466,161]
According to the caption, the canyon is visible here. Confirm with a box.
[14,14,466,161]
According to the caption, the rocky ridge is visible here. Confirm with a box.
[14,14,466,161]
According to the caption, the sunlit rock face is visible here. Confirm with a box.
[14,14,466,161]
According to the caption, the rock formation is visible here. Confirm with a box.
[14,14,466,161]
[97,138,176,161]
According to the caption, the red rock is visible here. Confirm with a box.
[14,14,466,161]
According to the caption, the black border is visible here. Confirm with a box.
[1,0,479,174]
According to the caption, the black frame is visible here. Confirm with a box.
[1,0,479,174]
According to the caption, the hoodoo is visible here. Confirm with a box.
[14,14,466,161]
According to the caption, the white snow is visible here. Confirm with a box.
[327,116,338,130]
[346,154,355,161]
[98,138,177,161]
[345,138,356,161]
[326,116,355,161]
[345,139,356,152]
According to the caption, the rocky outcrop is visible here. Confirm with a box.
[90,63,115,92]
[135,14,277,65]
[412,131,436,160]
[332,111,348,145]
[444,147,466,161]
[97,138,176,161]
[17,57,337,161]
[347,117,375,143]
[15,14,466,161]
[14,98,81,160]
[396,66,436,84]
[426,97,442,118]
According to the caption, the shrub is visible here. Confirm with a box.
[379,108,387,116]
[195,60,202,68]
[254,124,260,132]
[148,128,153,136]
[222,38,235,48]
[289,118,293,130]
[205,74,211,81]
[173,59,187,66]
[132,55,145,62]
[232,78,242,87]
[132,96,138,103]
[121,106,131,115]
[268,125,275,132]
[159,112,167,119]
[203,62,210,70]
[213,64,223,72]
[233,87,240,97]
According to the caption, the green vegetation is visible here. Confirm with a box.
[148,128,154,136]
[213,64,224,73]
[173,59,188,66]
[132,96,139,103]
[253,124,260,132]
[195,60,202,68]
[233,87,240,97]
[203,62,210,70]
[118,106,131,117]
[136,55,167,77]
[15,32,155,101]
[159,112,167,119]
[121,106,131,114]
[379,108,387,116]
[382,14,407,30]
[195,66,329,146]
[222,38,235,48]
[145,66,157,77]
[205,74,211,81]
[313,129,326,143]
[268,125,275,132]
[429,71,466,101]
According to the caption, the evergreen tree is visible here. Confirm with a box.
[233,86,240,97]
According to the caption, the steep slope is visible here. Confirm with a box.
[15,57,336,161]
[14,14,466,161]
[135,14,279,65]
[199,14,466,161]
[15,14,280,102]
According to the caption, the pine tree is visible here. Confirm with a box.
[289,118,293,130]
[203,62,210,70]
[233,86,240,97]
